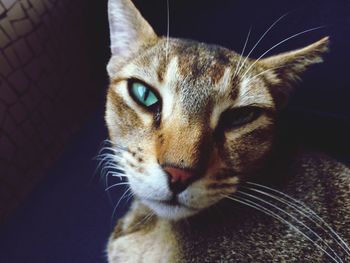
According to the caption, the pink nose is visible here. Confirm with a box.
[164,167,196,194]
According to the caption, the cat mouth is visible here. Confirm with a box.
[142,196,201,219]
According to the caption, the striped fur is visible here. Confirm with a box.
[103,1,349,262]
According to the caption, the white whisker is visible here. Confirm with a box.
[93,150,122,182]
[105,182,130,192]
[246,182,350,256]
[96,154,121,166]
[101,162,122,179]
[106,170,126,180]
[165,0,170,61]
[99,157,125,188]
[233,27,252,79]
[237,190,343,263]
[243,66,285,84]
[125,191,134,203]
[132,210,155,231]
[224,194,341,263]
[248,186,350,258]
[112,187,132,222]
[236,13,289,77]
[144,211,155,225]
[98,146,128,155]
[101,161,123,171]
[241,26,325,80]
[94,143,126,178]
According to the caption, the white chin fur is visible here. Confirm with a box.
[143,199,198,220]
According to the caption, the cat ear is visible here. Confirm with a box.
[258,37,330,108]
[107,0,158,76]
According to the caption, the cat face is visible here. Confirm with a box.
[105,0,329,220]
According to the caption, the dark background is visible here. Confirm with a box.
[0,0,349,262]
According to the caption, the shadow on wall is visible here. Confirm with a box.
[0,0,109,224]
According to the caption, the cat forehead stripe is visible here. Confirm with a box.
[161,56,179,121]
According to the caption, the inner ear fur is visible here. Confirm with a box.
[107,0,158,77]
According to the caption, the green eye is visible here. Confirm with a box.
[130,81,159,108]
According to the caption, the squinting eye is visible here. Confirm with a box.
[129,81,159,108]
[219,107,261,130]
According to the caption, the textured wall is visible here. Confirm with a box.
[0,0,107,223]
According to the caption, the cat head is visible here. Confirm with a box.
[105,0,329,220]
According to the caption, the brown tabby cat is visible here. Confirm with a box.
[104,0,350,262]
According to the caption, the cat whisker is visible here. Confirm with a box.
[106,170,126,179]
[96,141,113,153]
[99,158,123,168]
[243,66,286,85]
[132,210,155,231]
[104,166,125,190]
[93,152,122,183]
[144,211,155,225]
[101,138,113,144]
[97,140,128,152]
[95,153,116,161]
[241,26,325,80]
[105,182,130,192]
[111,187,133,223]
[98,139,113,150]
[94,144,125,176]
[96,143,130,220]
[102,163,124,171]
[223,194,342,263]
[165,0,170,61]
[102,166,124,180]
[125,190,135,203]
[233,27,252,79]
[101,161,123,178]
[95,154,121,166]
[244,182,350,257]
[98,146,128,155]
[237,190,344,263]
[241,185,338,243]
[98,151,123,163]
[236,13,289,77]
[98,157,124,186]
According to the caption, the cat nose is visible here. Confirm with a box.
[164,167,196,194]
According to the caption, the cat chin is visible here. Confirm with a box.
[142,199,199,220]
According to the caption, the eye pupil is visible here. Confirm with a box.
[129,80,159,108]
[143,87,150,101]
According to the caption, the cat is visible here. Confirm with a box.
[103,0,350,262]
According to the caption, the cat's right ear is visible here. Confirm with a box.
[258,37,330,109]
[107,0,158,77]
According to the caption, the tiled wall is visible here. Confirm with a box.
[0,0,107,223]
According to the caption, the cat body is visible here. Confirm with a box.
[107,148,350,263]
[104,0,350,262]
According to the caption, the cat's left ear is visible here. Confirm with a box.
[258,36,330,108]
[107,0,158,76]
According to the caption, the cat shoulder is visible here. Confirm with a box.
[107,200,180,263]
